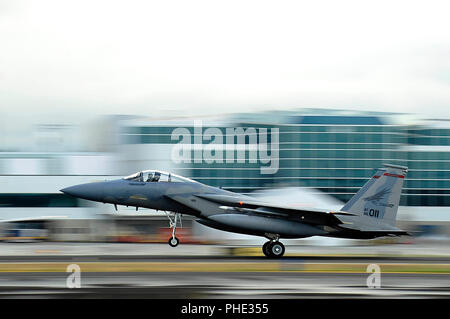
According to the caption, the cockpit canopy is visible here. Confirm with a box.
[123,170,196,183]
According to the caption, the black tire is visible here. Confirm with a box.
[269,242,285,258]
[262,241,272,257]
[168,237,179,247]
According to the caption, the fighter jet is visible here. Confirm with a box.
[60,164,409,258]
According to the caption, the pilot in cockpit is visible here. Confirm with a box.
[152,172,161,182]
[124,170,195,184]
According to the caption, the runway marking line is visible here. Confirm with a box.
[0,262,448,274]
[34,250,61,254]
[230,247,448,259]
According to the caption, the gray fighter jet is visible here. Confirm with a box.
[61,164,409,258]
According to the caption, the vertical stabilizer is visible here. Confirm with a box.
[341,164,407,226]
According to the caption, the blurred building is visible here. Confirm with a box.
[118,109,450,239]
[1,109,450,242]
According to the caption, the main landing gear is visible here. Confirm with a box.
[262,240,285,258]
[165,212,182,247]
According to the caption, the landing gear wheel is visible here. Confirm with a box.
[168,237,179,247]
[269,242,285,258]
[262,241,271,257]
[262,241,285,258]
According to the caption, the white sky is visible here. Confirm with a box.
[1,0,450,118]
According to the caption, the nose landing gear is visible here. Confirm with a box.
[168,237,179,247]
[262,240,285,258]
[165,212,182,247]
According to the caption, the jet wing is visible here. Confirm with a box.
[194,193,355,226]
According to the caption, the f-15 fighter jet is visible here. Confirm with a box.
[61,164,409,258]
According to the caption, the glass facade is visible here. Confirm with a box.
[120,112,450,207]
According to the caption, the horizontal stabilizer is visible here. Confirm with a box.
[339,222,411,236]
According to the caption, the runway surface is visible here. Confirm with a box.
[0,243,449,298]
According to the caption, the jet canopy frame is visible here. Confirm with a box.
[123,170,197,183]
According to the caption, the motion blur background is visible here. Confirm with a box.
[1,0,450,244]
[0,109,449,244]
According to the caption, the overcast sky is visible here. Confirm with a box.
[1,0,450,118]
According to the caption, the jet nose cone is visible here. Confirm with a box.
[60,182,105,202]
[60,185,83,197]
